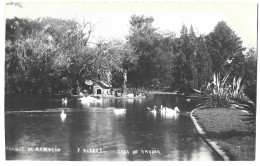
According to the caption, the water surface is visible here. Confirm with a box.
[5,94,221,161]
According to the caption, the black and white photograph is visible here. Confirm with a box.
[2,0,258,162]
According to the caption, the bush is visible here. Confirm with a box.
[228,76,244,99]
[205,93,230,108]
[204,72,231,108]
[196,72,244,108]
[125,87,149,97]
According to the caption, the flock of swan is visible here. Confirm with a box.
[113,105,180,118]
[147,105,181,119]
[79,96,102,104]
[147,105,180,114]
[60,96,182,121]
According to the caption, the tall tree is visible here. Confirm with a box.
[5,17,96,94]
[128,15,166,88]
[206,21,245,78]
[172,25,196,92]
[5,30,56,93]
[39,18,96,94]
[193,36,212,89]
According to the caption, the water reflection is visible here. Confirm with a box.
[5,94,221,161]
[60,110,67,123]
[160,110,179,120]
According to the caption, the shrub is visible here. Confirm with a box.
[125,87,149,97]
[195,72,244,108]
[203,72,231,108]
[205,92,231,108]
[229,76,244,99]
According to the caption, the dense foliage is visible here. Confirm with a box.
[5,16,257,97]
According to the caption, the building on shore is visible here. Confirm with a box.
[93,81,112,95]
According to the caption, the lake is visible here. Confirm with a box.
[5,94,221,161]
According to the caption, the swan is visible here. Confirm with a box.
[163,106,180,113]
[147,106,157,112]
[62,98,68,104]
[159,105,180,119]
[160,105,163,110]
[173,106,180,113]
[60,109,67,120]
[159,105,166,113]
[80,96,97,103]
[164,107,174,112]
[113,108,126,116]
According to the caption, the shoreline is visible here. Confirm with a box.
[6,91,209,100]
[190,109,229,161]
[190,108,255,161]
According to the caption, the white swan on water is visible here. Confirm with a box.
[62,98,68,105]
[160,105,180,113]
[147,106,157,112]
[173,106,180,113]
[60,109,67,121]
[79,96,97,103]
[159,105,180,119]
[113,108,126,116]
[159,105,166,113]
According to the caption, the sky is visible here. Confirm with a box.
[4,1,258,48]
[4,1,257,48]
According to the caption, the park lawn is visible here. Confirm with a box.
[192,108,255,161]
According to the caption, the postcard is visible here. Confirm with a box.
[2,0,258,164]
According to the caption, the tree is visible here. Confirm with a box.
[5,30,56,93]
[6,17,42,42]
[152,33,177,89]
[39,18,96,94]
[170,25,213,93]
[171,52,191,93]
[193,36,212,89]
[128,15,170,89]
[111,41,138,88]
[243,47,257,103]
[6,16,255,96]
[206,21,245,78]
[171,25,197,92]
[5,17,96,94]
[178,25,196,89]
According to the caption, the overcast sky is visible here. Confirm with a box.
[4,1,257,48]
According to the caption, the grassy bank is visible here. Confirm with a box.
[192,108,255,161]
